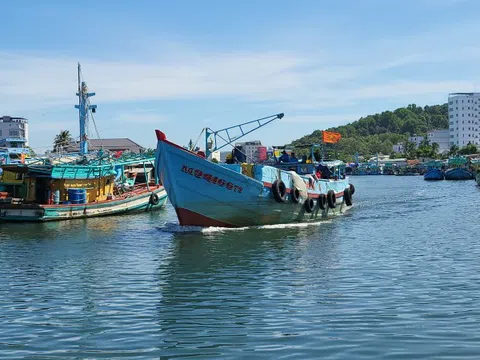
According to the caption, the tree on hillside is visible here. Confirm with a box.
[289,103,449,160]
[53,130,73,152]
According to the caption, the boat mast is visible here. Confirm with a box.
[74,63,97,156]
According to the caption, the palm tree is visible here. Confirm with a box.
[430,142,439,159]
[449,144,459,157]
[53,130,73,152]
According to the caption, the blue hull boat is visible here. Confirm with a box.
[154,130,354,228]
[424,168,444,181]
[444,168,473,180]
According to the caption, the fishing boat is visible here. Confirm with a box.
[444,157,473,180]
[154,114,354,228]
[0,64,167,221]
[423,161,445,181]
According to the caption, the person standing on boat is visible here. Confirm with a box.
[279,150,290,163]
[290,152,298,162]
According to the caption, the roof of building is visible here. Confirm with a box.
[66,138,145,153]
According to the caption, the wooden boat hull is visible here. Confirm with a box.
[155,131,352,228]
[424,168,444,181]
[444,168,473,180]
[0,186,167,222]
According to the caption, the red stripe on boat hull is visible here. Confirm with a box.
[175,207,235,227]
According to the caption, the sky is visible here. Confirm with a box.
[2,0,480,152]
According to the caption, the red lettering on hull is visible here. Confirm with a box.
[181,165,243,193]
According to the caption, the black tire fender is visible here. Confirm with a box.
[327,190,336,209]
[272,180,287,203]
[291,187,300,203]
[149,192,160,205]
[304,198,315,213]
[317,194,327,210]
[344,187,353,206]
[349,183,355,195]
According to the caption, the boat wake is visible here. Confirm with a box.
[159,219,333,234]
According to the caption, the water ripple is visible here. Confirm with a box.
[0,177,480,358]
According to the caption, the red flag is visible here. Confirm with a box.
[322,131,342,144]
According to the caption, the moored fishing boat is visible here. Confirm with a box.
[154,115,354,227]
[424,168,444,180]
[0,153,167,221]
[0,63,167,222]
[423,161,445,181]
[444,157,473,180]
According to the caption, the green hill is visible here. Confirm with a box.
[290,103,449,161]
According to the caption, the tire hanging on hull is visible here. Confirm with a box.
[272,180,287,203]
[149,192,160,205]
[343,187,353,206]
[291,187,300,203]
[304,198,315,213]
[317,194,327,210]
[327,190,336,209]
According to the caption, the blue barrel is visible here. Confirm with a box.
[68,188,87,204]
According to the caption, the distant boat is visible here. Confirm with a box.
[445,168,473,180]
[423,161,445,181]
[424,168,444,180]
[444,157,473,180]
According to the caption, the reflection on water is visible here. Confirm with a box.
[1,178,480,358]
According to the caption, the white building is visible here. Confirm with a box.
[0,116,29,148]
[427,129,450,153]
[234,140,262,162]
[408,135,425,147]
[393,143,404,153]
[448,93,480,147]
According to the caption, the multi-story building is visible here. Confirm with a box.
[448,93,480,147]
[427,129,450,154]
[0,116,29,152]
[234,140,262,162]
[408,135,425,147]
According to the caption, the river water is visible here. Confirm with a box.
[0,176,479,359]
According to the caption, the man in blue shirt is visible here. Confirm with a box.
[290,152,298,162]
[279,150,290,163]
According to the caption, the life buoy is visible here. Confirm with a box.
[317,194,327,210]
[304,198,315,213]
[291,187,300,203]
[343,187,353,206]
[272,180,287,203]
[327,190,336,209]
[349,183,355,195]
[149,192,160,206]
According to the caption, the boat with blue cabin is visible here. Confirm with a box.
[444,157,473,180]
[0,63,167,221]
[154,114,355,228]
